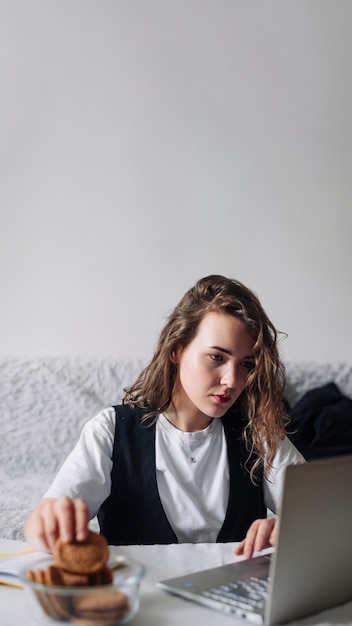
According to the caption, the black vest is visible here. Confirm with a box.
[98,405,266,545]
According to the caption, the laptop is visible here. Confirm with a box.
[157,455,352,625]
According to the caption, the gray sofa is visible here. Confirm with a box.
[2,357,352,540]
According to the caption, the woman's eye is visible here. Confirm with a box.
[210,354,223,362]
[241,360,254,371]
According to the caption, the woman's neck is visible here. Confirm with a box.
[163,402,213,432]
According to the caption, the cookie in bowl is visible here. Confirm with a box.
[19,531,145,625]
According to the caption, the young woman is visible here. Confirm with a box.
[24,275,304,557]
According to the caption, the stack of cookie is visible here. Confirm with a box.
[26,531,129,624]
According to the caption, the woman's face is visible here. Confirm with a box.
[171,310,255,427]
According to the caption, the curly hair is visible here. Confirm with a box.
[123,275,288,480]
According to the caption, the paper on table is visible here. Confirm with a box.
[0,550,44,588]
[0,576,23,588]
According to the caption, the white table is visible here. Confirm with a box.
[1,538,352,626]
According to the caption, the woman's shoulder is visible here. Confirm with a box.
[274,435,306,466]
[82,406,116,438]
[114,404,153,422]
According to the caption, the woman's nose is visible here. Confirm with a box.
[220,365,237,389]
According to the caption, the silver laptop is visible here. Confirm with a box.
[157,455,352,625]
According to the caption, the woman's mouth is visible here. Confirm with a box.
[212,394,232,404]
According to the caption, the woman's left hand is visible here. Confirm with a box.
[234,518,277,559]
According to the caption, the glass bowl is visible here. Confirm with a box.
[19,553,145,625]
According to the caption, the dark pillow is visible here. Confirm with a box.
[286,382,352,460]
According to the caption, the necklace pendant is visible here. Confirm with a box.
[190,456,197,463]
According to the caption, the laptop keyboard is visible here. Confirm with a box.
[201,576,270,612]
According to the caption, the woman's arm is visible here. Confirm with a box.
[235,438,305,559]
[24,407,115,551]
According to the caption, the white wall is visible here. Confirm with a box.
[1,0,351,361]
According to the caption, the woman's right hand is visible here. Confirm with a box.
[24,496,90,553]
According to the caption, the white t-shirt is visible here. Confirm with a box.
[44,408,305,543]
